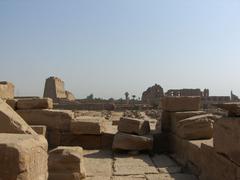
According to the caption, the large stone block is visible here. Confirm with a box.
[161,96,201,112]
[48,146,86,180]
[118,117,150,135]
[0,81,14,99]
[30,125,47,137]
[0,133,48,180]
[0,99,37,135]
[70,116,105,135]
[171,111,206,132]
[112,132,153,151]
[17,109,74,131]
[199,143,240,180]
[213,117,240,165]
[6,99,18,110]
[176,114,214,140]
[16,98,53,110]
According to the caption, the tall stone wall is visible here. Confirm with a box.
[0,81,14,99]
[43,77,67,102]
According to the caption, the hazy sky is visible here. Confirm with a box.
[0,0,240,99]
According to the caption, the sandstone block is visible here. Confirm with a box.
[0,133,48,180]
[17,109,73,131]
[48,146,86,180]
[171,111,206,132]
[118,117,150,135]
[17,98,53,110]
[70,116,105,135]
[176,114,214,140]
[200,143,240,180]
[214,102,240,116]
[30,125,47,137]
[213,117,240,165]
[0,99,37,135]
[112,132,153,150]
[161,96,201,112]
[6,99,18,110]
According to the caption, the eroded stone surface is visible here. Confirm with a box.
[17,98,53,110]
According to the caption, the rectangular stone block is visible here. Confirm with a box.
[176,114,214,140]
[118,117,150,135]
[30,125,47,137]
[6,99,18,110]
[171,111,206,132]
[0,134,48,180]
[112,132,153,151]
[161,96,201,112]
[17,98,53,110]
[70,116,105,135]
[199,143,240,180]
[17,109,73,131]
[213,117,240,165]
[61,133,102,149]
[49,146,85,180]
[0,99,37,136]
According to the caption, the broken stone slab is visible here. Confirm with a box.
[171,111,206,132]
[0,99,38,136]
[214,102,240,117]
[161,96,201,112]
[0,133,48,180]
[199,143,240,180]
[17,109,74,131]
[176,114,214,140]
[112,132,153,151]
[16,97,53,110]
[70,116,105,135]
[118,117,150,135]
[48,146,86,180]
[30,125,47,137]
[213,117,240,166]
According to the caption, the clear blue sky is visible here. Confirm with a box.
[0,0,240,99]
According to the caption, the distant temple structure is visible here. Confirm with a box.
[0,81,14,100]
[43,76,75,103]
[165,88,232,109]
[142,84,164,107]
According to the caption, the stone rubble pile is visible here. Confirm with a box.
[112,117,153,151]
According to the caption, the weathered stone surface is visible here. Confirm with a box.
[0,81,14,99]
[61,133,102,149]
[142,84,164,106]
[43,76,67,102]
[213,117,240,165]
[161,96,201,112]
[0,133,48,180]
[17,98,53,110]
[17,109,73,131]
[113,154,158,175]
[84,150,112,177]
[0,99,37,135]
[118,117,150,135]
[112,132,153,150]
[49,146,86,180]
[171,111,206,132]
[146,174,197,180]
[65,90,76,101]
[71,116,105,135]
[176,114,214,140]
[112,175,146,180]
[214,102,240,116]
[199,143,240,180]
[161,111,171,132]
[6,99,18,110]
[30,125,47,137]
[151,154,178,168]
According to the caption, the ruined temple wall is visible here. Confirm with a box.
[0,81,14,99]
[43,77,66,102]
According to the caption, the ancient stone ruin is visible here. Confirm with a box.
[0,78,239,180]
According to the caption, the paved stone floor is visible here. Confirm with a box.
[84,150,198,180]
